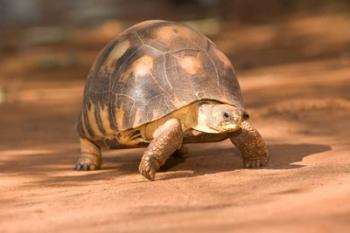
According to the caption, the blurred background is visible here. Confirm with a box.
[0,0,350,106]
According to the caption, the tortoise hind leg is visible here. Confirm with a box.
[139,119,183,181]
[230,121,269,168]
[75,138,102,171]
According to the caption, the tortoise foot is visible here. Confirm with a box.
[75,155,101,171]
[139,157,159,181]
[75,162,97,171]
[243,156,269,169]
[76,138,101,171]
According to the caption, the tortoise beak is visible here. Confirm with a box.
[221,121,241,132]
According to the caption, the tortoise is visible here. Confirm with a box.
[75,20,269,180]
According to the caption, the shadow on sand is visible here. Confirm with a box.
[1,142,331,186]
[156,143,331,180]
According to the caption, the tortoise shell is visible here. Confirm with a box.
[77,20,244,140]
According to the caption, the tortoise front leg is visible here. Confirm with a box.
[139,119,183,181]
[230,121,269,168]
[75,138,102,171]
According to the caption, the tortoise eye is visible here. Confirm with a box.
[223,112,230,119]
[243,111,250,120]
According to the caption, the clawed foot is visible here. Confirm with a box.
[74,155,101,171]
[139,157,159,181]
[243,155,269,168]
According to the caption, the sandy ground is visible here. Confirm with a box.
[1,13,350,233]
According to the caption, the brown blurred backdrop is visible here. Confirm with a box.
[1,0,350,74]
[1,0,350,25]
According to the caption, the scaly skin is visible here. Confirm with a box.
[230,121,269,168]
[139,119,183,180]
[75,138,102,171]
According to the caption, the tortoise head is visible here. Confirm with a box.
[198,101,249,133]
